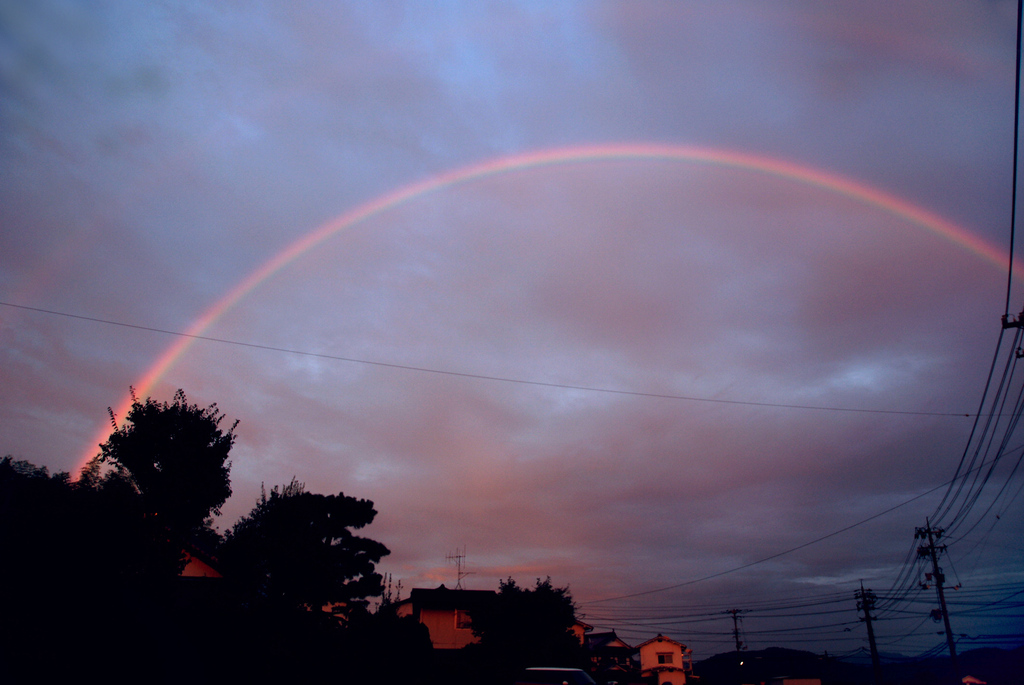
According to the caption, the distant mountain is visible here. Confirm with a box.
[879,646,1023,685]
[692,645,1023,685]
[835,647,906,667]
[693,646,865,684]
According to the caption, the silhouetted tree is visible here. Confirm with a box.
[0,456,174,681]
[337,608,434,684]
[93,388,236,573]
[2,391,406,682]
[467,577,587,682]
[0,455,143,590]
[219,478,390,614]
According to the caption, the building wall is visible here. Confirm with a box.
[418,607,478,650]
[180,552,221,578]
[639,639,681,670]
[639,638,687,685]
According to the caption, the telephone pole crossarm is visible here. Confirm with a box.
[1002,309,1024,328]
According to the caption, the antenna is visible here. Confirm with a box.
[445,546,472,589]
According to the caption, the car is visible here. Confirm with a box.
[513,667,598,685]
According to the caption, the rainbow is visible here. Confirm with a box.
[77,142,1017,471]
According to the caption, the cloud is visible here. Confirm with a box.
[2,0,1021,655]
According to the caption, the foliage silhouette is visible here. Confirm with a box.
[0,456,191,681]
[97,388,236,535]
[220,477,390,613]
[0,390,404,682]
[339,609,435,684]
[466,577,587,682]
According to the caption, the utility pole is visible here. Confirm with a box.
[916,521,961,683]
[856,581,884,685]
[726,608,745,685]
[727,607,744,652]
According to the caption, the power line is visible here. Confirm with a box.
[583,481,950,605]
[1007,0,1024,316]
[0,299,979,417]
[586,446,1020,610]
[930,328,1013,522]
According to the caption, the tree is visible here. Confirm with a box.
[95,388,236,539]
[0,456,180,680]
[335,609,434,684]
[467,577,587,681]
[219,478,390,613]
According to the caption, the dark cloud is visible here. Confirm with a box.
[2,0,1021,657]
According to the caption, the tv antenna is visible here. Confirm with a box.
[445,547,472,589]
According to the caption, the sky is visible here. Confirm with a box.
[2,0,1023,661]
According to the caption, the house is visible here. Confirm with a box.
[587,630,637,680]
[637,634,692,685]
[180,546,222,578]
[573,619,594,645]
[174,540,227,611]
[393,584,496,650]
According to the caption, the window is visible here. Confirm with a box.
[657,652,674,664]
[455,609,472,630]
